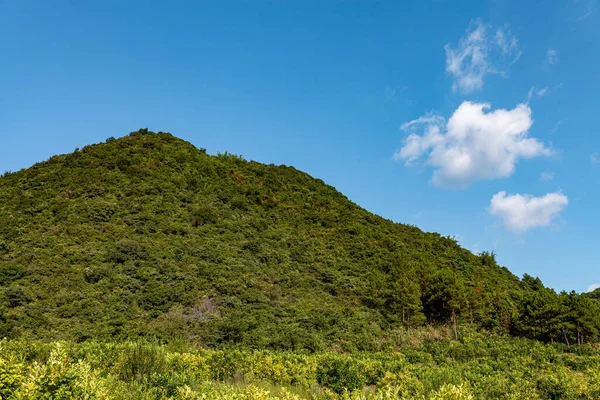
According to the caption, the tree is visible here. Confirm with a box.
[561,292,600,345]
[425,269,469,339]
[516,279,564,342]
[386,275,426,329]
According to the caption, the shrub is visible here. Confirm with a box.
[430,383,474,400]
[112,239,148,263]
[316,355,364,394]
[0,356,24,398]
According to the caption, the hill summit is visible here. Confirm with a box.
[0,129,598,350]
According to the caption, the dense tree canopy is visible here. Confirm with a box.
[0,129,598,350]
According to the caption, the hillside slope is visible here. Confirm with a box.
[0,129,597,350]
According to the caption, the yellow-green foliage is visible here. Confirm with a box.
[0,331,599,399]
[378,371,424,398]
[0,355,25,398]
[11,342,110,400]
[429,383,473,400]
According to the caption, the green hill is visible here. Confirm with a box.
[0,129,598,350]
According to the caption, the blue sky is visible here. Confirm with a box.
[1,0,599,293]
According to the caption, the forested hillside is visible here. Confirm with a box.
[0,129,598,350]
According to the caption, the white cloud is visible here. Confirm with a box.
[547,49,559,65]
[395,101,552,187]
[445,20,521,93]
[527,83,563,103]
[577,0,596,21]
[588,283,600,292]
[540,172,554,181]
[449,234,464,243]
[592,153,600,164]
[550,120,563,134]
[395,114,446,165]
[488,191,568,231]
[527,87,550,102]
[495,25,522,62]
[385,85,409,102]
[384,86,397,101]
[577,10,592,20]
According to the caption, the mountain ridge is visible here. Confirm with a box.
[0,129,597,350]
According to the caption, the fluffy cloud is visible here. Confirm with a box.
[445,20,520,93]
[547,49,559,65]
[488,191,568,231]
[588,283,600,292]
[394,101,552,187]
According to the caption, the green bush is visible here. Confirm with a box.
[0,336,598,399]
[316,355,364,394]
[0,356,24,398]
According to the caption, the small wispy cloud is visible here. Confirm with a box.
[384,85,408,102]
[550,120,563,135]
[527,83,562,103]
[547,49,559,65]
[592,153,600,164]
[527,86,550,103]
[495,24,522,63]
[444,19,521,93]
[540,172,554,181]
[588,283,600,292]
[384,86,397,101]
[577,0,596,20]
[448,234,465,245]
[577,10,592,20]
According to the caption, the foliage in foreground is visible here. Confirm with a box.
[1,328,599,399]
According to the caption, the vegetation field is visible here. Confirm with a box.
[1,327,600,399]
[2,131,600,398]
